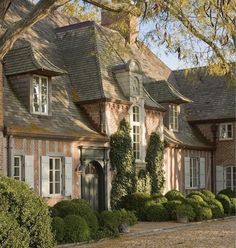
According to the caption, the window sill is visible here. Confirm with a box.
[219,138,233,141]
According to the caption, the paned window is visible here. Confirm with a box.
[226,166,236,192]
[32,75,48,115]
[219,123,233,140]
[132,77,140,96]
[132,106,140,160]
[190,157,199,188]
[169,104,179,131]
[13,156,22,181]
[49,157,62,195]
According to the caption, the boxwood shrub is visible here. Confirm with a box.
[63,215,90,243]
[0,211,30,247]
[230,198,236,214]
[176,204,195,221]
[216,194,232,214]
[187,191,207,201]
[152,193,168,204]
[52,217,65,243]
[187,194,204,202]
[201,190,215,200]
[164,200,182,220]
[205,199,224,218]
[145,203,169,221]
[218,188,236,198]
[165,190,184,201]
[0,176,54,247]
[197,207,212,221]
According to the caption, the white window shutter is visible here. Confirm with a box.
[216,166,224,193]
[24,155,34,189]
[65,157,73,196]
[200,158,206,189]
[184,157,190,189]
[41,156,50,197]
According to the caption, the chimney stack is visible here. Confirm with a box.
[101,1,139,44]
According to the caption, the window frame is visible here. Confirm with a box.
[189,157,200,189]
[132,105,141,161]
[219,123,233,140]
[32,74,49,115]
[49,157,62,196]
[13,156,23,181]
[169,104,179,132]
[225,166,236,192]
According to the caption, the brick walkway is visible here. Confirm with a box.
[76,217,236,248]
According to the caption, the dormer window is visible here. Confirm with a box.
[132,77,140,96]
[32,75,48,115]
[219,123,233,140]
[169,104,179,131]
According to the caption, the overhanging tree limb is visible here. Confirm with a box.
[0,0,70,60]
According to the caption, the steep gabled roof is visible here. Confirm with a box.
[4,45,67,76]
[144,80,191,104]
[174,68,236,122]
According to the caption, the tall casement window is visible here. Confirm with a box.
[219,123,233,140]
[132,106,141,160]
[32,75,48,115]
[49,157,62,195]
[226,166,236,192]
[169,104,179,131]
[13,156,22,181]
[190,157,199,188]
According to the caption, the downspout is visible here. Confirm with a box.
[211,124,217,193]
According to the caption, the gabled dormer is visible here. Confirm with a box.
[4,44,66,116]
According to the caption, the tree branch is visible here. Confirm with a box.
[0,0,70,60]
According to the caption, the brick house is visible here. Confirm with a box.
[0,0,235,210]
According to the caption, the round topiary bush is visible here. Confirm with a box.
[145,203,169,221]
[187,191,207,201]
[98,211,120,235]
[52,199,99,236]
[165,190,184,201]
[120,193,152,220]
[152,193,168,204]
[216,194,232,214]
[218,188,236,198]
[0,211,30,247]
[230,198,236,214]
[201,190,215,200]
[205,199,224,218]
[0,176,54,247]
[116,209,138,226]
[164,200,182,220]
[176,204,195,222]
[63,215,90,243]
[196,207,212,221]
[187,194,204,202]
[52,217,65,243]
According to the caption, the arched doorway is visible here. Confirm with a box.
[82,161,105,211]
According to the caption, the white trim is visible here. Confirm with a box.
[13,156,22,181]
[49,157,62,196]
[219,123,233,140]
[169,104,179,132]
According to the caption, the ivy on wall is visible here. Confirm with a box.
[136,169,151,195]
[110,119,136,209]
[145,132,165,194]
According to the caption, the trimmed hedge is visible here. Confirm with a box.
[63,215,90,243]
[206,199,224,218]
[0,211,30,247]
[145,203,169,221]
[164,200,182,220]
[187,191,207,201]
[165,190,184,201]
[52,217,65,243]
[197,207,212,221]
[176,204,195,221]
[216,194,232,214]
[0,176,54,247]
[218,188,236,198]
[152,193,168,204]
[201,190,215,200]
[230,198,236,214]
[187,194,204,202]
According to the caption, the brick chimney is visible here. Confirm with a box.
[101,3,139,44]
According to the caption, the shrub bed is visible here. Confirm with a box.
[176,204,195,221]
[218,189,236,198]
[216,194,232,214]
[164,200,182,220]
[205,198,224,218]
[201,190,215,200]
[187,191,208,201]
[51,217,65,243]
[165,190,184,201]
[151,193,168,204]
[145,203,169,221]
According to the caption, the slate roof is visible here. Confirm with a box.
[4,45,67,76]
[3,0,107,141]
[144,80,191,104]
[174,68,236,122]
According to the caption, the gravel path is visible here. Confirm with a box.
[78,218,236,248]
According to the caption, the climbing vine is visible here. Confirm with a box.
[136,169,151,195]
[145,132,165,194]
[110,119,136,209]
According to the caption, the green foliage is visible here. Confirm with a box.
[218,188,236,198]
[63,215,90,243]
[136,169,151,195]
[205,199,224,218]
[187,194,204,202]
[152,193,168,204]
[164,200,182,220]
[120,192,152,220]
[216,194,232,214]
[230,198,236,214]
[145,203,169,221]
[98,211,120,235]
[0,211,30,247]
[0,176,54,247]
[176,204,195,221]
[52,217,65,243]
[197,207,212,221]
[110,119,136,208]
[116,209,138,226]
[52,199,99,236]
[145,132,165,194]
[201,190,215,200]
[187,191,208,201]
[165,190,185,201]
